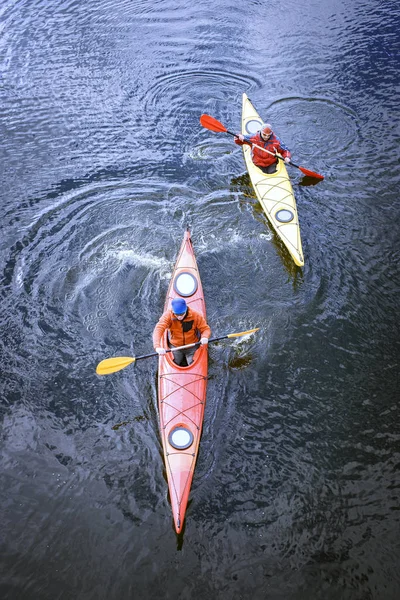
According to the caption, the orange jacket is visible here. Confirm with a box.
[153,307,211,349]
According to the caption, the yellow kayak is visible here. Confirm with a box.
[241,93,304,267]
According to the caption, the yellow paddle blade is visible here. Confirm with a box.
[96,356,136,375]
[227,327,259,338]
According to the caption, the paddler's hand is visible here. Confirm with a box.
[156,347,166,355]
[234,134,244,144]
[200,338,209,345]
[284,156,291,164]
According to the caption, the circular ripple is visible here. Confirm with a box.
[268,96,361,159]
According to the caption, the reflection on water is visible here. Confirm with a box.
[298,175,323,187]
[230,172,305,285]
[230,172,253,196]
[228,353,253,370]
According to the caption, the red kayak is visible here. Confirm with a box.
[158,230,208,533]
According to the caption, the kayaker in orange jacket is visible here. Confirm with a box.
[234,122,291,174]
[153,298,211,366]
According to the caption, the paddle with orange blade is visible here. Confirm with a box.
[200,114,324,180]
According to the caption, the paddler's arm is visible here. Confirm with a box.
[234,133,251,146]
[153,311,172,354]
[196,314,211,345]
[276,138,292,163]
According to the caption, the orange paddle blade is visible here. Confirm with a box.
[200,114,228,133]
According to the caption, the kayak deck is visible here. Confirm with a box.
[241,93,304,267]
[158,230,208,533]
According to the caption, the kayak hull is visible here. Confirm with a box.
[158,230,207,533]
[241,93,304,267]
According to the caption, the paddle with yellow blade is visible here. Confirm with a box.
[96,327,259,375]
[200,113,324,181]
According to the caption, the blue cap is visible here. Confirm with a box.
[171,298,187,315]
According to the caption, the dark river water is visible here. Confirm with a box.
[1,0,399,598]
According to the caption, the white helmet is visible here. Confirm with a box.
[261,123,272,135]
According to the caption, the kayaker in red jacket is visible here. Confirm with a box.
[234,123,291,174]
[153,298,211,366]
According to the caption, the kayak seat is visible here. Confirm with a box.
[257,163,277,174]
[174,355,188,367]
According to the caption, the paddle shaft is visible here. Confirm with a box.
[141,333,241,362]
[96,327,259,374]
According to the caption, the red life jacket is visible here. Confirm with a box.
[236,132,290,167]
